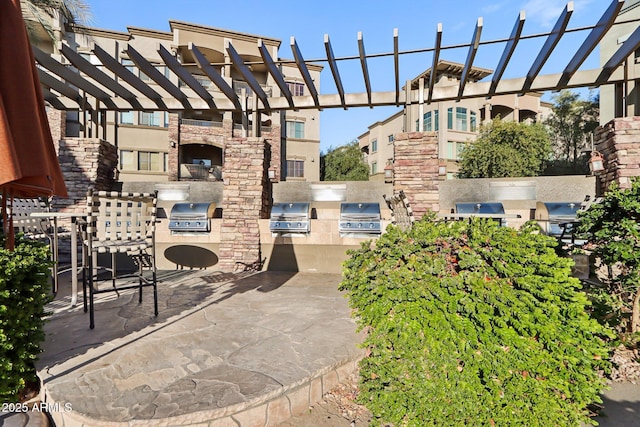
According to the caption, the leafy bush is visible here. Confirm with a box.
[340,216,613,426]
[457,119,552,178]
[0,236,52,401]
[578,178,640,335]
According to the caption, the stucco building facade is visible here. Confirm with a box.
[52,20,322,183]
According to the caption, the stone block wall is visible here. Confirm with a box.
[392,132,440,218]
[217,137,270,271]
[46,107,66,144]
[595,117,640,194]
[53,138,118,212]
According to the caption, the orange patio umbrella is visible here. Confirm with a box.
[0,0,68,249]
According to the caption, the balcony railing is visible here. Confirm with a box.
[180,164,223,181]
[233,80,273,98]
[180,118,223,128]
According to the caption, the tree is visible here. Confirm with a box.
[21,0,91,42]
[544,90,599,174]
[321,140,370,181]
[457,119,552,178]
[578,178,640,334]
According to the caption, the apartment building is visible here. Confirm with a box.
[359,60,552,180]
[600,0,640,123]
[55,20,321,182]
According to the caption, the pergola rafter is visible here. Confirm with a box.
[34,0,640,114]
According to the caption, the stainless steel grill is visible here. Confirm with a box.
[455,202,505,215]
[168,202,215,232]
[339,203,382,236]
[535,202,581,237]
[269,203,310,233]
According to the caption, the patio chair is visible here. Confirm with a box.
[82,190,158,329]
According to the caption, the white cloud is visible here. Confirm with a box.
[522,0,565,27]
[522,0,596,28]
[482,2,510,15]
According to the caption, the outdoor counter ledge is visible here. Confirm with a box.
[36,271,365,427]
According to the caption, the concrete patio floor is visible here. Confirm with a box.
[35,270,365,426]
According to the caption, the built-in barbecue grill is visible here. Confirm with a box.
[339,202,382,237]
[455,202,505,215]
[269,203,310,234]
[168,202,215,232]
[535,202,581,237]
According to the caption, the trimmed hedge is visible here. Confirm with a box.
[340,216,613,426]
[0,237,52,401]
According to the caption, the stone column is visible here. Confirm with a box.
[217,137,270,271]
[53,138,118,212]
[594,116,640,194]
[392,132,440,219]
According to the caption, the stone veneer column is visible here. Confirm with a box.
[46,107,66,145]
[392,132,440,219]
[595,117,640,194]
[53,138,118,211]
[217,137,270,271]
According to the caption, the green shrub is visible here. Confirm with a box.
[0,236,52,401]
[340,216,613,426]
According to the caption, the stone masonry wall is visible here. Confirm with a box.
[392,132,440,218]
[594,117,640,194]
[217,137,270,271]
[53,138,118,212]
[46,107,66,144]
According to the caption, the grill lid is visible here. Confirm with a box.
[542,202,581,219]
[269,203,310,233]
[270,202,310,219]
[455,202,505,215]
[340,202,381,220]
[169,202,215,232]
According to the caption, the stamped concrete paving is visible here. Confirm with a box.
[36,270,365,426]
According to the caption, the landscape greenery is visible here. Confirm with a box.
[321,140,370,181]
[340,216,613,426]
[457,119,552,178]
[0,236,52,401]
[578,178,640,335]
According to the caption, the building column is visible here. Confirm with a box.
[392,132,440,219]
[217,137,271,271]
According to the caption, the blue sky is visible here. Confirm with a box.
[85,0,605,151]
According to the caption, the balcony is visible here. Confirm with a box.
[180,118,223,128]
[233,80,273,98]
[180,164,223,181]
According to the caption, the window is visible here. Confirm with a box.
[286,159,304,178]
[448,107,468,131]
[120,150,166,172]
[122,59,135,74]
[138,151,164,171]
[286,121,305,138]
[456,107,467,131]
[434,110,439,131]
[388,134,394,143]
[424,111,432,131]
[371,139,378,153]
[287,82,305,96]
[470,111,477,132]
[139,111,162,127]
[120,111,134,125]
[119,150,135,170]
[445,141,465,160]
[423,111,439,132]
[371,162,377,174]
